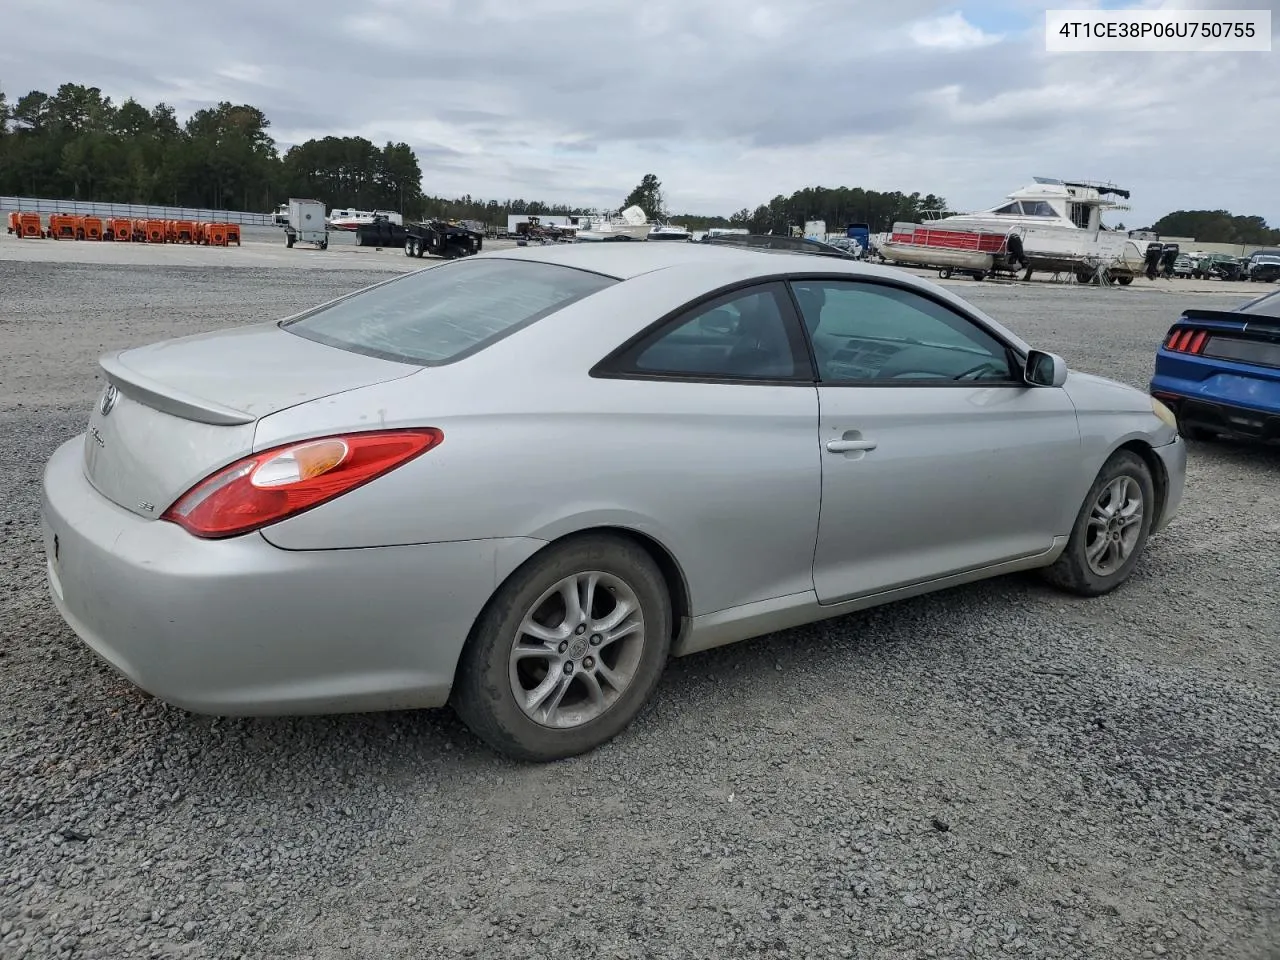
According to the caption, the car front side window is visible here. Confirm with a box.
[790,280,1019,384]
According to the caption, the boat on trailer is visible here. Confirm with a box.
[327,208,404,231]
[881,178,1154,284]
[571,205,654,242]
[648,222,692,241]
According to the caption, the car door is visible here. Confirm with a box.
[789,278,1082,604]
[592,280,823,616]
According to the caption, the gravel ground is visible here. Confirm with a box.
[1,258,1277,960]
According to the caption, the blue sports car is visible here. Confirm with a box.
[1150,287,1280,443]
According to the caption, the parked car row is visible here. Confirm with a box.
[1181,249,1280,282]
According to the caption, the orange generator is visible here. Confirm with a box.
[47,214,80,239]
[18,213,46,238]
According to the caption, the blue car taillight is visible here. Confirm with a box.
[1163,327,1209,355]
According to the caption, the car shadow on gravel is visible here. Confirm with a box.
[35,573,1020,790]
[1183,436,1280,471]
[118,574,1045,782]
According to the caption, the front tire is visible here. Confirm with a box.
[452,533,672,762]
[1041,450,1155,597]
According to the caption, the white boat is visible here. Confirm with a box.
[572,205,653,242]
[327,208,404,231]
[882,178,1156,281]
[648,223,691,241]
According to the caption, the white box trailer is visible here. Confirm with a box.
[284,198,329,249]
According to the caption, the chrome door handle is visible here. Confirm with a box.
[826,438,877,453]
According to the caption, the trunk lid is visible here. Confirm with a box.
[83,321,420,518]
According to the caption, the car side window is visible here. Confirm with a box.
[790,280,1018,384]
[615,283,808,381]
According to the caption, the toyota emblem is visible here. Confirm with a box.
[100,384,119,416]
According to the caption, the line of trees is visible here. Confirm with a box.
[2,81,1276,243]
[1146,210,1279,246]
[0,81,956,229]
[0,82,427,215]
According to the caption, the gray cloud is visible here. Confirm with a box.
[3,0,1276,223]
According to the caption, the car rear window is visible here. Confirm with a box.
[282,257,617,365]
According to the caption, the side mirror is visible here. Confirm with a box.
[1024,349,1068,387]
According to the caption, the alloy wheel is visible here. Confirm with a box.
[1085,476,1144,576]
[507,571,646,729]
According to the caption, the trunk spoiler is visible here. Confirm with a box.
[100,353,256,426]
[1177,309,1280,341]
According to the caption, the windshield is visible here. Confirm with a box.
[282,257,617,365]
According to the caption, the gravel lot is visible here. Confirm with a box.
[1,250,1277,960]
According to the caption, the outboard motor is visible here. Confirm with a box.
[1160,243,1180,278]
[1144,242,1164,280]
[1005,232,1029,269]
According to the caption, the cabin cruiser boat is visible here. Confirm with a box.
[881,178,1154,282]
[647,222,691,241]
[327,208,404,231]
[571,205,654,242]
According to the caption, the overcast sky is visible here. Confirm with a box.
[3,0,1276,226]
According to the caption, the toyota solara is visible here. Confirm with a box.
[41,242,1186,761]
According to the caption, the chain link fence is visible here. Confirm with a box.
[1,195,273,225]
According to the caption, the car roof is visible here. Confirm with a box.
[1238,288,1280,318]
[464,239,1034,355]
[472,239,870,281]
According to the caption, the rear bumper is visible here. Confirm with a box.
[1151,359,1280,443]
[1152,386,1280,443]
[41,436,544,715]
[1171,397,1280,442]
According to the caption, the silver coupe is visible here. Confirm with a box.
[41,242,1187,761]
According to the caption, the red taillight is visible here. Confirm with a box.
[161,428,443,539]
[1164,327,1210,355]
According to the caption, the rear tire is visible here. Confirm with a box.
[452,534,672,762]
[1041,450,1155,597]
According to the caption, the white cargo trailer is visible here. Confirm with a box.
[284,198,329,249]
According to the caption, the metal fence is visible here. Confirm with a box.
[0,195,273,225]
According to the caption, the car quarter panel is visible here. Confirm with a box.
[1063,369,1181,513]
[254,262,825,619]
[42,437,545,714]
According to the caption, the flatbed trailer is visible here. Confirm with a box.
[354,217,484,259]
